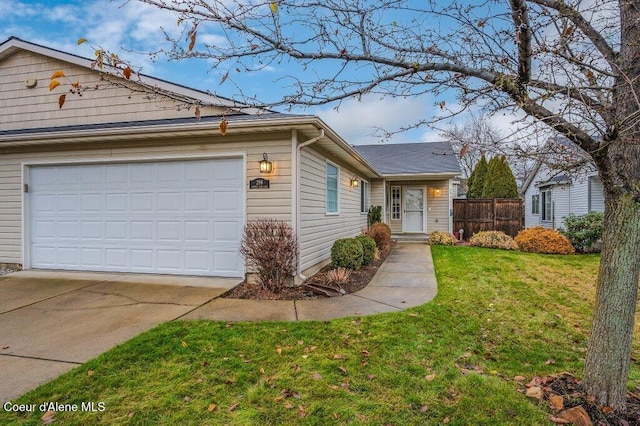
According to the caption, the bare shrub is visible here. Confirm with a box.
[325,267,351,284]
[469,231,518,250]
[366,223,392,251]
[240,218,298,292]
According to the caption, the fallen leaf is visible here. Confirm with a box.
[338,366,347,374]
[128,412,135,418]
[298,405,306,418]
[420,404,429,413]
[602,406,613,414]
[184,396,192,402]
[2,346,9,350]
[294,364,301,373]
[276,347,282,355]
[362,349,370,357]
[355,413,366,420]
[58,94,66,109]
[181,341,188,348]
[443,416,450,424]
[41,410,55,424]
[548,415,571,424]
[558,406,592,426]
[408,313,419,317]
[49,80,61,91]
[50,70,65,80]
[333,354,343,359]
[366,374,375,380]
[332,412,339,419]
[525,386,544,400]
[227,402,239,412]
[514,375,526,382]
[425,374,436,381]
[219,117,228,136]
[549,394,564,411]
[284,402,293,409]
[313,372,322,380]
[297,340,304,345]
[207,403,217,412]
[226,322,233,328]
[87,370,94,376]
[545,359,556,365]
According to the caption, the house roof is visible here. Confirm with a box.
[353,142,461,177]
[0,36,264,115]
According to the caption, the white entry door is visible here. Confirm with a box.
[28,157,245,277]
[403,187,425,233]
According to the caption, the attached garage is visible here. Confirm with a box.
[25,157,245,277]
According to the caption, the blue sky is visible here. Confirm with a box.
[0,0,516,145]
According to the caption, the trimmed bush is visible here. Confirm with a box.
[367,205,382,226]
[355,234,376,266]
[559,212,604,253]
[469,231,518,250]
[331,238,364,270]
[366,222,392,251]
[428,231,457,246]
[240,219,298,293]
[515,227,575,255]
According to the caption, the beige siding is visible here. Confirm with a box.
[426,180,450,233]
[0,50,226,131]
[370,179,385,214]
[0,134,292,264]
[299,146,368,272]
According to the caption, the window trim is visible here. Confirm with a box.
[531,194,540,215]
[360,179,369,214]
[391,186,401,220]
[325,160,340,215]
[541,189,552,222]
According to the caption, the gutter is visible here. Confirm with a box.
[294,128,325,282]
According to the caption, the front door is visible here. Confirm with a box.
[403,187,425,233]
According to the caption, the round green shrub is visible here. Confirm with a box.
[355,234,376,266]
[469,231,518,250]
[559,212,604,253]
[331,238,364,270]
[428,231,457,246]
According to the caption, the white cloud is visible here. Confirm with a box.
[315,94,432,145]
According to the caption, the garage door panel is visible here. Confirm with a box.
[29,158,244,277]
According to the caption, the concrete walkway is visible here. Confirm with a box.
[183,242,438,321]
[0,242,436,401]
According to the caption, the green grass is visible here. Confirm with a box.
[2,246,638,425]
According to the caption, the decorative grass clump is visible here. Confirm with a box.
[428,231,457,246]
[515,227,575,255]
[469,231,518,250]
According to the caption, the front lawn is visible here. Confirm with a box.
[2,247,637,425]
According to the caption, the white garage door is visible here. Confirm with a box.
[28,158,245,277]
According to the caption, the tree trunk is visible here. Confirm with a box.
[582,191,640,411]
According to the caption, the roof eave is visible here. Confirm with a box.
[381,172,460,180]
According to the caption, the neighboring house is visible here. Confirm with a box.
[0,37,460,281]
[522,157,605,231]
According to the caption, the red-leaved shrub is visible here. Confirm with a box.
[366,223,392,251]
[240,218,298,292]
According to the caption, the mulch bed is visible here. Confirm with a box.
[523,372,640,425]
[222,242,394,300]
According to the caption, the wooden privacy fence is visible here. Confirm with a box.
[453,198,523,240]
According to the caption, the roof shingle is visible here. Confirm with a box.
[353,142,461,175]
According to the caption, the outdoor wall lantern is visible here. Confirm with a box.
[259,153,273,174]
[434,187,441,196]
[350,177,359,187]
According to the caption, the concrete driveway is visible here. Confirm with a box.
[0,270,238,402]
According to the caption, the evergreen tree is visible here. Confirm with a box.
[481,156,518,198]
[467,154,488,198]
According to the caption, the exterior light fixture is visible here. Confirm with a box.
[434,187,441,195]
[350,177,359,187]
[259,153,273,174]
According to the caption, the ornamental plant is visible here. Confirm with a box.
[366,222,392,250]
[427,231,457,246]
[355,234,376,266]
[331,238,364,270]
[240,218,298,293]
[559,212,604,253]
[515,227,575,255]
[469,231,518,250]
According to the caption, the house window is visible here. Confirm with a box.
[391,186,401,220]
[360,180,369,213]
[326,162,339,214]
[531,194,540,215]
[541,190,552,221]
